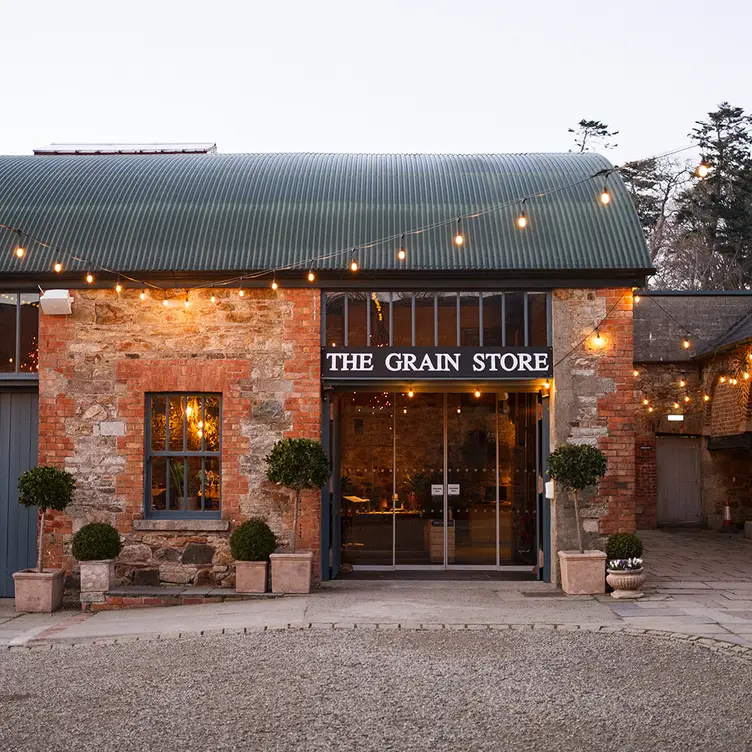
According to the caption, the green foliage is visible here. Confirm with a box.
[547,443,607,491]
[230,518,277,562]
[266,438,331,492]
[72,522,122,561]
[606,532,643,560]
[17,465,75,512]
[568,118,619,153]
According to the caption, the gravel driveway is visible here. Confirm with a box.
[1,629,750,752]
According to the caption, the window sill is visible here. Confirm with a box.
[133,520,230,532]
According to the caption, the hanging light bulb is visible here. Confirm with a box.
[163,297,169,307]
[593,328,605,347]
[86,272,94,284]
[648,406,654,413]
[307,270,315,282]
[684,395,690,402]
[115,279,123,294]
[210,292,216,303]
[407,386,414,398]
[696,162,711,178]
[679,376,686,388]
[350,256,359,272]
[543,380,551,389]
[184,294,190,308]
[13,231,25,258]
[517,211,528,229]
[456,406,462,414]
[271,277,278,291]
[704,394,710,402]
[720,375,726,383]
[474,389,481,398]
[744,372,750,380]
[633,369,640,377]
[139,288,146,301]
[398,234,407,261]
[682,338,690,349]
[239,279,245,297]
[673,402,680,409]
[454,219,464,246]
[642,399,649,406]
[403,407,407,415]
[600,187,611,205]
[54,262,63,273]
[634,294,641,304]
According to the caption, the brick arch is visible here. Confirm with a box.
[705,353,752,437]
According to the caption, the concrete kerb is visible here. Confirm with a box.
[6,622,752,663]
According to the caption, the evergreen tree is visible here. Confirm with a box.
[568,119,619,153]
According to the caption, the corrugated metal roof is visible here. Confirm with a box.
[0,152,651,277]
[697,309,752,356]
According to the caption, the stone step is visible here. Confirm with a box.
[82,585,282,612]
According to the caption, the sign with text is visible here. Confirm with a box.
[321,347,552,380]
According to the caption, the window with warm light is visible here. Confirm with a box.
[0,293,39,375]
[145,394,221,518]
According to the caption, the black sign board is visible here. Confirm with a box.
[321,347,552,380]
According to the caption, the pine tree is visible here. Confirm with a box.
[568,119,619,153]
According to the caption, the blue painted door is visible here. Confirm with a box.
[0,390,38,597]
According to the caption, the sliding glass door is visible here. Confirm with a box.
[338,391,538,570]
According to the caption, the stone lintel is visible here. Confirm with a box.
[132,519,230,532]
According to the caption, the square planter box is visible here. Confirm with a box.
[270,552,313,594]
[558,550,606,595]
[235,561,268,593]
[12,569,65,612]
[79,560,115,593]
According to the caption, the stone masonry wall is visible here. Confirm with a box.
[550,288,635,582]
[38,286,321,587]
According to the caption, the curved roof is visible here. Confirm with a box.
[0,152,651,279]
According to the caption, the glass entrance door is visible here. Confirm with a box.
[338,391,538,571]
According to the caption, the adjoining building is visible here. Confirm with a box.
[0,148,650,595]
[634,292,752,530]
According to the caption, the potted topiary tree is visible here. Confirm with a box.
[230,518,277,593]
[547,443,608,595]
[605,532,645,599]
[13,465,75,612]
[266,438,331,594]
[72,522,122,594]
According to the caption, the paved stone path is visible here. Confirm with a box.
[2,528,751,651]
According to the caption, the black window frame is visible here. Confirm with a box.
[321,291,552,348]
[144,392,222,519]
[0,292,40,378]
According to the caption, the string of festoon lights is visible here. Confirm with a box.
[2,145,713,343]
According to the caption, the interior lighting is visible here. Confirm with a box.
[456,407,462,414]
[454,219,464,246]
[239,280,245,297]
[407,387,414,398]
[543,380,551,389]
[403,408,407,415]
[54,262,63,273]
[474,389,481,398]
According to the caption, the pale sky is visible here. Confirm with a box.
[1,0,749,165]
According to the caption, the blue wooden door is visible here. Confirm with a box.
[0,390,38,597]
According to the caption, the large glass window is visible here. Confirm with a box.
[0,293,39,374]
[146,393,221,517]
[322,291,550,348]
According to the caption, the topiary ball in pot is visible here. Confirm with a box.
[72,522,122,561]
[606,532,643,561]
[230,518,277,562]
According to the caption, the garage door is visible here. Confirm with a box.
[0,391,38,597]
[656,435,701,525]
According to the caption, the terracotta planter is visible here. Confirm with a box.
[606,568,645,599]
[235,561,268,593]
[79,560,115,593]
[12,569,65,612]
[558,550,606,595]
[270,551,313,594]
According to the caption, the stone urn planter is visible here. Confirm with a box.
[270,552,313,594]
[13,569,65,612]
[80,560,116,593]
[235,561,268,594]
[558,550,607,595]
[606,568,645,599]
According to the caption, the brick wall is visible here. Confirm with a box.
[37,286,322,586]
[550,288,636,579]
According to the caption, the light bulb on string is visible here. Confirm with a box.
[184,294,190,308]
[642,399,649,406]
[474,388,481,398]
[704,394,710,402]
[600,175,611,205]
[673,402,680,409]
[307,270,315,282]
[648,406,654,413]
[210,292,216,303]
[239,280,245,297]
[54,262,63,273]
[634,294,641,304]
[633,369,640,378]
[593,328,605,347]
[163,296,169,307]
[86,271,94,284]
[679,376,686,388]
[115,278,123,294]
[398,234,407,261]
[684,395,690,402]
[139,287,146,301]
[13,231,25,258]
[682,338,690,349]
[543,380,550,389]
[744,371,750,380]
[271,276,278,291]
[454,219,464,246]
[407,386,414,398]
[350,251,359,272]
[696,162,711,178]
[720,375,726,383]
